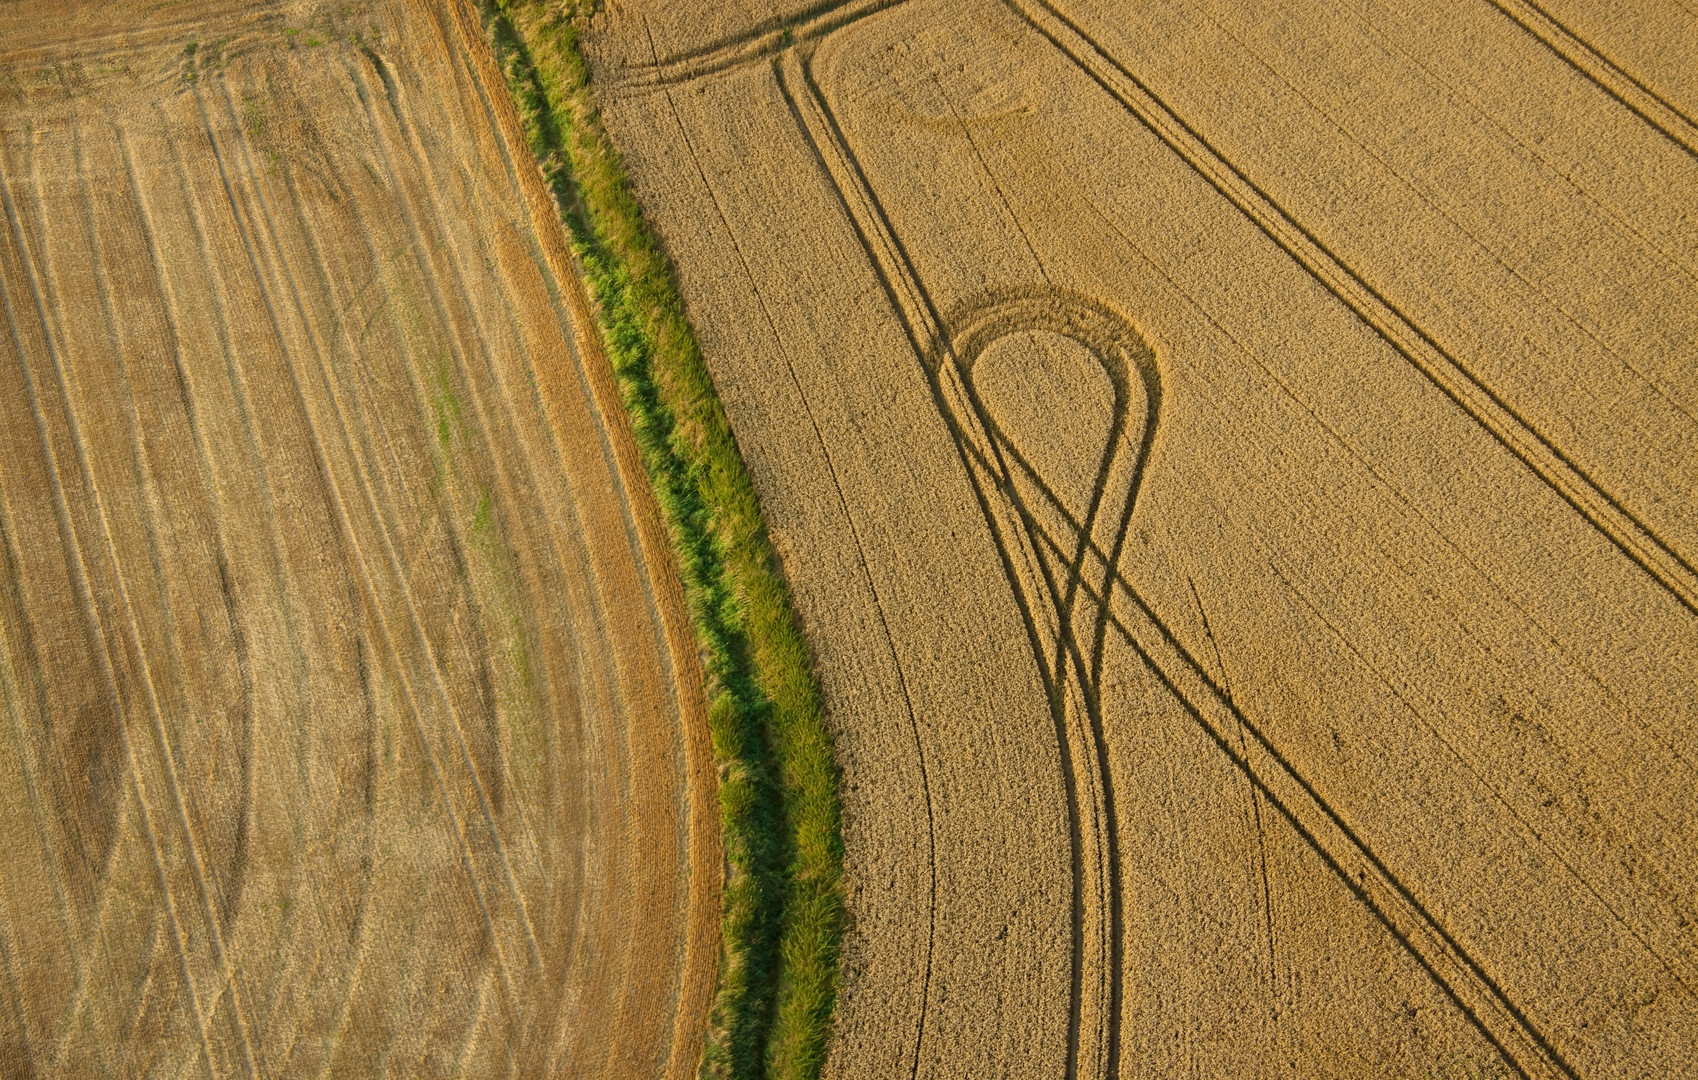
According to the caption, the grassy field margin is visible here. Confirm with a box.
[471,3,844,1077]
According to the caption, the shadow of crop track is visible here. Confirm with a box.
[930,287,1158,1080]
[772,13,1581,1074]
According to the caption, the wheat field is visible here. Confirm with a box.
[583,0,1698,1076]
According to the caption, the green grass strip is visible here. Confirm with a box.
[473,3,844,1077]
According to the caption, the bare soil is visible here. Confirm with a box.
[0,1,717,1076]
[583,0,1698,1076]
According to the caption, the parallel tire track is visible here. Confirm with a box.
[1014,0,1698,621]
[21,124,267,1075]
[604,0,908,90]
[776,10,1577,1076]
[1485,0,1698,160]
[777,46,1118,1080]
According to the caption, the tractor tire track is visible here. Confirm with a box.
[780,45,1118,1080]
[1485,0,1698,159]
[1012,0,1698,619]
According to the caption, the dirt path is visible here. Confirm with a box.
[0,2,717,1076]
[585,0,1697,1076]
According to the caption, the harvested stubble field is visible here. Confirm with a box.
[583,0,1698,1077]
[0,1,719,1077]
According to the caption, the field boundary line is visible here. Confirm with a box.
[429,2,725,1074]
[467,3,845,1078]
[643,30,943,1080]
[1484,0,1698,160]
[1014,0,1698,619]
[437,3,728,1076]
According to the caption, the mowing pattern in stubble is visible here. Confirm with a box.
[0,1,718,1076]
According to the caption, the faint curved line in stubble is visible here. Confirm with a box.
[1483,0,1698,160]
[112,122,261,969]
[0,150,135,1064]
[61,125,265,1080]
[291,625,381,1080]
[343,53,554,869]
[603,0,909,90]
[190,76,533,1018]
[72,115,261,1080]
[215,67,550,974]
[0,168,138,1058]
[1012,0,1698,621]
[86,123,270,1069]
[0,136,226,1080]
[153,101,356,1068]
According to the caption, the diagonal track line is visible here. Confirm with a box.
[1029,503,1578,1079]
[1013,0,1698,619]
[1485,0,1698,160]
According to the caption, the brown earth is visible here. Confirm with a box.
[584,0,1698,1076]
[0,1,717,1077]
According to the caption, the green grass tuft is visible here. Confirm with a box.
[473,3,845,1078]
